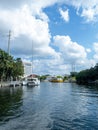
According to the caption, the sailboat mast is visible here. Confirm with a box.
[32,41,33,74]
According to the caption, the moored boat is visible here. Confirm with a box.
[27,77,40,86]
[49,77,63,83]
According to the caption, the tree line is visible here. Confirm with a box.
[0,49,24,81]
[76,63,98,85]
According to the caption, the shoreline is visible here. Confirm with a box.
[0,81,22,87]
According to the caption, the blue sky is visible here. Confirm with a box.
[0,0,98,75]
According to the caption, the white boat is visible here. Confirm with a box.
[22,80,27,86]
[26,77,40,86]
[22,43,40,86]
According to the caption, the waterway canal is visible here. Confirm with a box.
[0,82,98,130]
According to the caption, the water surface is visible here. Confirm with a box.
[0,82,98,130]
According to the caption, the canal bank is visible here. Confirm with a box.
[0,81,22,87]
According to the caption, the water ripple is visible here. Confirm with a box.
[0,83,98,130]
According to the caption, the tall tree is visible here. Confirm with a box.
[12,58,24,80]
[0,49,24,81]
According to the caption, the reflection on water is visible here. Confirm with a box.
[0,83,98,130]
[0,86,23,124]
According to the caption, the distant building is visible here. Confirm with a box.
[23,62,32,77]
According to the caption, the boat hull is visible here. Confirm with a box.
[27,82,40,86]
[27,77,40,86]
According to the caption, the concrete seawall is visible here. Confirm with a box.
[0,81,22,87]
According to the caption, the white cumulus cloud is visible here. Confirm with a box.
[0,4,59,59]
[70,0,98,22]
[53,35,87,65]
[59,8,69,22]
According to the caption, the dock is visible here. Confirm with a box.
[0,81,22,87]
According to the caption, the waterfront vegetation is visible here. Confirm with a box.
[0,49,24,81]
[76,63,98,85]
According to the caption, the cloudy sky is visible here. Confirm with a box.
[0,0,98,75]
